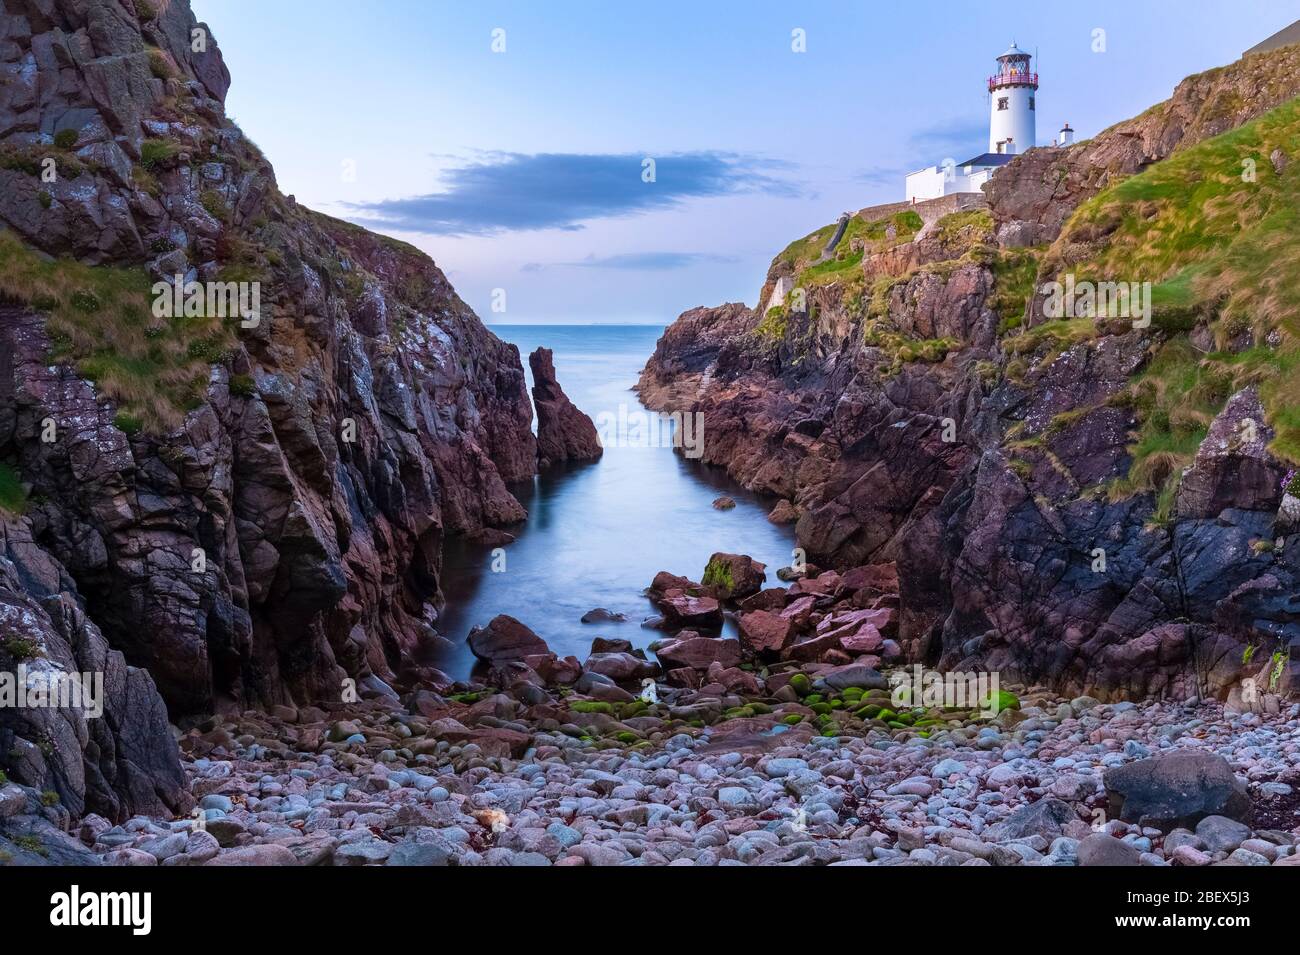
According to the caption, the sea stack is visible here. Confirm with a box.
[530,347,603,469]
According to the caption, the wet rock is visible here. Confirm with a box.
[654,592,723,630]
[738,610,793,654]
[767,500,798,524]
[701,552,767,600]
[468,615,551,665]
[581,608,627,624]
[653,635,740,670]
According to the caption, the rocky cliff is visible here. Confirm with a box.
[640,44,1300,704]
[0,0,542,819]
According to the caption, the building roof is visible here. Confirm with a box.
[959,153,1015,169]
[1244,20,1300,57]
[998,42,1029,59]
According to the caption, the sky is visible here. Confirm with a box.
[193,0,1300,324]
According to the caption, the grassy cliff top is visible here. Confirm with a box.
[1050,92,1300,476]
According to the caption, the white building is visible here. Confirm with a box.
[988,42,1037,154]
[906,43,1061,202]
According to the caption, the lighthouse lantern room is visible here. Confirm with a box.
[988,42,1037,154]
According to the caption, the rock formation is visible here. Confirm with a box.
[0,0,565,816]
[528,347,602,469]
[639,44,1300,703]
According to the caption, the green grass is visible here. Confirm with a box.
[139,138,182,170]
[148,48,175,81]
[990,247,1044,333]
[0,464,26,515]
[0,232,237,432]
[1050,93,1300,466]
[200,189,230,222]
[754,305,788,342]
[862,321,961,374]
[776,210,923,272]
[1001,317,1098,358]
[930,209,994,246]
[799,248,864,286]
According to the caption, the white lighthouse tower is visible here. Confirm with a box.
[988,43,1037,154]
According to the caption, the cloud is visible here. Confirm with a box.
[521,251,739,272]
[346,151,803,236]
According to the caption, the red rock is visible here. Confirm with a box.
[779,595,817,628]
[654,635,740,670]
[791,571,842,596]
[665,667,702,688]
[526,653,582,685]
[816,607,894,637]
[738,610,793,654]
[768,500,798,524]
[701,552,767,600]
[841,562,899,595]
[738,587,788,613]
[530,347,603,469]
[706,662,762,694]
[656,591,723,629]
[582,651,659,682]
[840,623,883,653]
[468,615,550,664]
[650,571,698,595]
[781,630,842,662]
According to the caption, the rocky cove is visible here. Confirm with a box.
[0,0,1297,873]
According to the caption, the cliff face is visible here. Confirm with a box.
[640,45,1300,703]
[0,0,538,818]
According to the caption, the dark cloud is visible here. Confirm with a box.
[346,151,803,236]
[521,251,739,272]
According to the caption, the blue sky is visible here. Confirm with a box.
[195,0,1299,323]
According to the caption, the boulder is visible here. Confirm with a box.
[655,592,723,630]
[654,635,741,670]
[467,615,550,664]
[768,500,798,524]
[581,651,659,683]
[1077,833,1142,867]
[737,610,793,654]
[984,797,1079,843]
[701,552,767,600]
[1103,750,1251,830]
[581,608,627,624]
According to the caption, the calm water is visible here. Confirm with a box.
[432,324,797,678]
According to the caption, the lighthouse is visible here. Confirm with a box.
[988,43,1037,154]
[904,40,1053,202]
